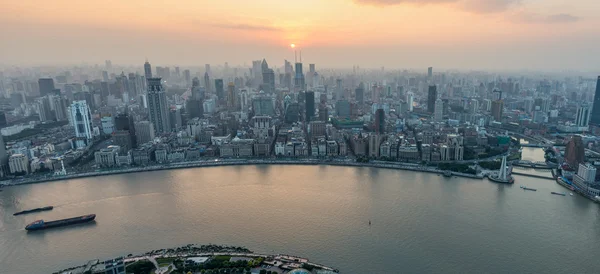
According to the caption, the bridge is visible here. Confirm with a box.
[513,160,553,169]
[511,171,554,180]
[520,143,548,148]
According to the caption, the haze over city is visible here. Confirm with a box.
[2,0,599,70]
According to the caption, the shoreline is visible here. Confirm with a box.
[0,159,483,187]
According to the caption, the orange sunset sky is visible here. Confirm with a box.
[1,0,599,70]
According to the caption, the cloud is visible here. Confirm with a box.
[210,23,282,32]
[353,0,518,13]
[512,12,581,24]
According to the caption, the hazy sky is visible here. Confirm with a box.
[1,0,599,70]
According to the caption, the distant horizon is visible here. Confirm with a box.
[2,0,599,71]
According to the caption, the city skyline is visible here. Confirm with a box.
[1,0,599,70]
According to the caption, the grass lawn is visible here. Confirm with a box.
[156,257,176,265]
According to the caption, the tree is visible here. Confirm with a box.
[260,270,267,274]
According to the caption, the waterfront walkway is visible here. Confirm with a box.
[0,159,483,187]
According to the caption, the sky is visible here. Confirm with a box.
[1,0,599,70]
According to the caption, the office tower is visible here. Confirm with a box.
[205,64,211,75]
[183,70,191,86]
[355,83,365,105]
[306,91,315,122]
[146,78,171,134]
[294,63,305,91]
[428,67,433,78]
[319,104,328,121]
[144,61,152,80]
[469,99,479,113]
[577,163,596,183]
[135,121,155,145]
[174,67,180,78]
[36,96,53,122]
[335,100,351,118]
[0,134,8,177]
[336,79,343,100]
[70,100,93,148]
[186,97,204,119]
[105,60,112,71]
[115,112,137,148]
[0,112,6,128]
[38,78,55,97]
[406,92,414,112]
[215,79,224,101]
[227,82,236,110]
[261,59,275,93]
[590,76,600,126]
[102,71,109,82]
[427,85,437,113]
[169,108,183,130]
[491,100,504,121]
[375,108,385,134]
[576,106,591,127]
[252,95,275,116]
[565,135,585,167]
[434,98,443,121]
[204,72,211,94]
[50,95,67,121]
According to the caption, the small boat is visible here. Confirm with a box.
[520,186,537,191]
[551,192,566,196]
[570,193,574,196]
[13,206,54,216]
[443,171,452,178]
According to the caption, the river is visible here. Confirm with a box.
[1,148,600,274]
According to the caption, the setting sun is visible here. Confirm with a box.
[290,43,296,49]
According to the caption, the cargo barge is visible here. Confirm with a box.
[13,206,54,216]
[25,214,96,231]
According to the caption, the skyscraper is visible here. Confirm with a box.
[70,100,93,148]
[183,69,191,86]
[491,100,504,121]
[434,98,443,121]
[590,76,600,126]
[427,85,437,113]
[375,108,385,134]
[565,135,585,167]
[406,92,414,112]
[50,95,67,121]
[227,82,236,110]
[144,61,152,80]
[146,78,171,134]
[135,121,155,145]
[294,63,305,91]
[204,72,212,94]
[576,105,590,127]
[261,59,275,93]
[38,78,55,97]
[428,67,433,78]
[215,79,224,102]
[336,79,343,100]
[306,91,315,122]
[115,112,137,148]
[355,83,364,105]
[0,134,8,177]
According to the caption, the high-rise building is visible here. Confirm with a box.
[261,59,275,93]
[253,95,275,116]
[227,82,236,110]
[577,163,596,183]
[375,108,385,134]
[336,79,343,100]
[590,76,600,126]
[335,100,351,118]
[565,135,585,167]
[576,105,591,127]
[0,134,8,177]
[215,79,224,101]
[183,69,191,86]
[406,92,414,112]
[36,96,53,122]
[427,85,437,113]
[135,121,155,145]
[115,112,137,148]
[294,63,305,91]
[144,61,152,80]
[38,78,55,97]
[355,84,365,105]
[146,78,171,134]
[428,67,433,78]
[434,98,443,121]
[491,100,504,121]
[50,95,67,121]
[306,91,315,122]
[204,72,212,94]
[70,100,93,148]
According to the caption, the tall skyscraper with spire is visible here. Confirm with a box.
[589,76,600,126]
[147,78,171,134]
[144,60,152,80]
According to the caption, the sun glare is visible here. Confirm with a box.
[290,43,296,48]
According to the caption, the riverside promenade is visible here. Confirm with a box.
[0,158,483,187]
